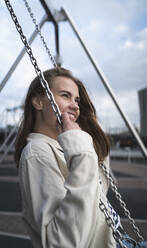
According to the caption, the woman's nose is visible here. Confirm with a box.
[69,100,79,110]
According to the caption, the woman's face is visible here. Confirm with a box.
[40,76,80,132]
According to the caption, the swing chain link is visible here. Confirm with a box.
[99,162,144,242]
[99,199,127,248]
[4,0,62,126]
[22,0,57,68]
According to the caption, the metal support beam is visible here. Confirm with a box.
[54,24,62,66]
[39,0,60,65]
[39,0,66,23]
[61,7,147,162]
[39,0,66,66]
[0,14,47,93]
[39,0,57,24]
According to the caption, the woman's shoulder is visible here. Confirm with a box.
[21,133,54,160]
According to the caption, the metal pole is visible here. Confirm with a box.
[0,125,17,152]
[0,135,16,164]
[0,14,47,93]
[62,7,147,162]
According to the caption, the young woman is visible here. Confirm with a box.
[15,67,146,248]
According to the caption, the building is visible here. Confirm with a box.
[138,87,147,138]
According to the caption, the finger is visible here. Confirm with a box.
[62,112,81,132]
[68,114,75,122]
[62,112,71,131]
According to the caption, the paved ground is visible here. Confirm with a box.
[0,234,33,248]
[109,160,147,240]
[0,157,147,247]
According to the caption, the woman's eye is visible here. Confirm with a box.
[62,94,68,98]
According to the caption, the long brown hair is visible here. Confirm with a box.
[15,67,110,167]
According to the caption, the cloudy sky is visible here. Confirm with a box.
[0,0,147,132]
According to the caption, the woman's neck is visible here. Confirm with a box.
[33,121,57,140]
[34,127,57,140]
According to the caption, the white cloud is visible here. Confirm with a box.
[124,39,134,49]
[123,39,146,51]
[114,24,129,34]
[136,41,145,50]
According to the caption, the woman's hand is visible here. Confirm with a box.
[57,112,81,134]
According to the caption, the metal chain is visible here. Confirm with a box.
[4,0,62,126]
[99,199,128,248]
[99,161,144,242]
[22,0,57,67]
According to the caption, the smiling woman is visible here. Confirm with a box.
[14,67,114,248]
[14,67,147,248]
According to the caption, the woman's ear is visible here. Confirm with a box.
[32,96,43,110]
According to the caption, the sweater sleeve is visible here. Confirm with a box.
[22,130,100,248]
